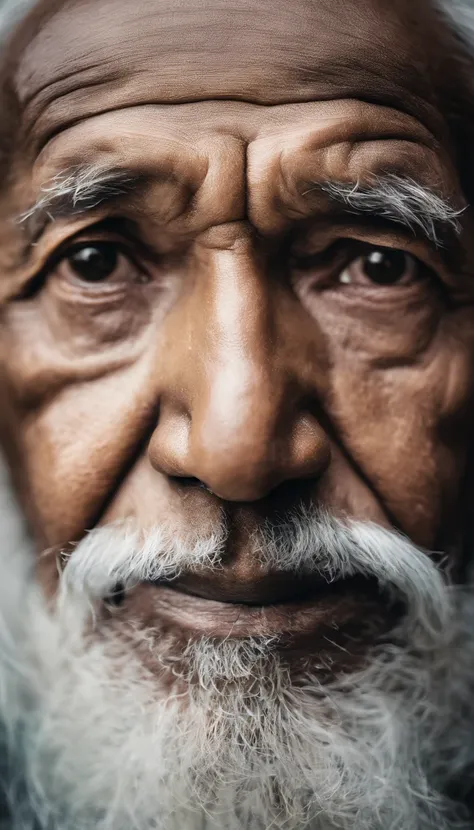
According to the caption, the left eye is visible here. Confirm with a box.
[54,241,141,286]
[339,248,418,286]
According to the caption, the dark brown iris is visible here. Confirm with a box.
[362,249,410,285]
[69,243,119,282]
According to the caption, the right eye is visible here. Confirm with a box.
[66,243,120,282]
[53,241,146,287]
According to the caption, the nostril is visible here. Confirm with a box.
[171,476,214,495]
[174,476,199,487]
[262,477,320,514]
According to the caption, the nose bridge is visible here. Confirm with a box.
[149,221,331,501]
[193,226,284,459]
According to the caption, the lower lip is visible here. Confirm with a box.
[112,576,391,639]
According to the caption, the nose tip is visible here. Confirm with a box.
[186,447,278,502]
[182,407,331,502]
[148,367,332,503]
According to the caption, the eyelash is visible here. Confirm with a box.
[289,238,425,277]
[19,218,444,301]
[19,226,150,299]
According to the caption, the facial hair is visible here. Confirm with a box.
[0,460,474,830]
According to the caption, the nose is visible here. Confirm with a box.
[148,225,331,502]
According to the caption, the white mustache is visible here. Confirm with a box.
[58,508,453,641]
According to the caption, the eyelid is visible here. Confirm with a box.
[50,237,137,272]
[302,212,454,260]
[291,222,452,279]
[40,218,154,269]
[15,220,154,300]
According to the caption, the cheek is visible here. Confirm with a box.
[297,280,444,365]
[2,280,177,402]
[0,276,185,544]
[327,343,474,548]
[294,284,474,547]
[16,373,223,548]
[13,365,158,545]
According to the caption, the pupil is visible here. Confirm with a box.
[69,244,118,282]
[363,249,407,284]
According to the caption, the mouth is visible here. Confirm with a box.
[105,572,401,642]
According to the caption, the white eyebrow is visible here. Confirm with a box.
[312,174,464,246]
[17,164,140,237]
[18,166,464,251]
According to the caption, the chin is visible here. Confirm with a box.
[1,470,474,830]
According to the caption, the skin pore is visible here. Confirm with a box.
[1,0,474,651]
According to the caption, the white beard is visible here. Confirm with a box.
[0,460,474,830]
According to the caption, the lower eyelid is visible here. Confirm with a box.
[51,272,129,299]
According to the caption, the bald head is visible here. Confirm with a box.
[2,0,467,123]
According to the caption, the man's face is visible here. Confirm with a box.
[3,0,474,567]
[1,0,474,826]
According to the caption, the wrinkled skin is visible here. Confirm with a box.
[1,0,474,647]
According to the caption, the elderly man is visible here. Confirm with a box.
[1,0,474,827]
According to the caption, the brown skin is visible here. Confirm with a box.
[1,0,474,647]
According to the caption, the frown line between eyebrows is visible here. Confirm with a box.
[16,163,465,257]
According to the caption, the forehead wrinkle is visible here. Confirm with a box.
[10,0,449,147]
[12,100,458,259]
[22,81,446,166]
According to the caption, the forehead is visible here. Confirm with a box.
[12,0,446,147]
